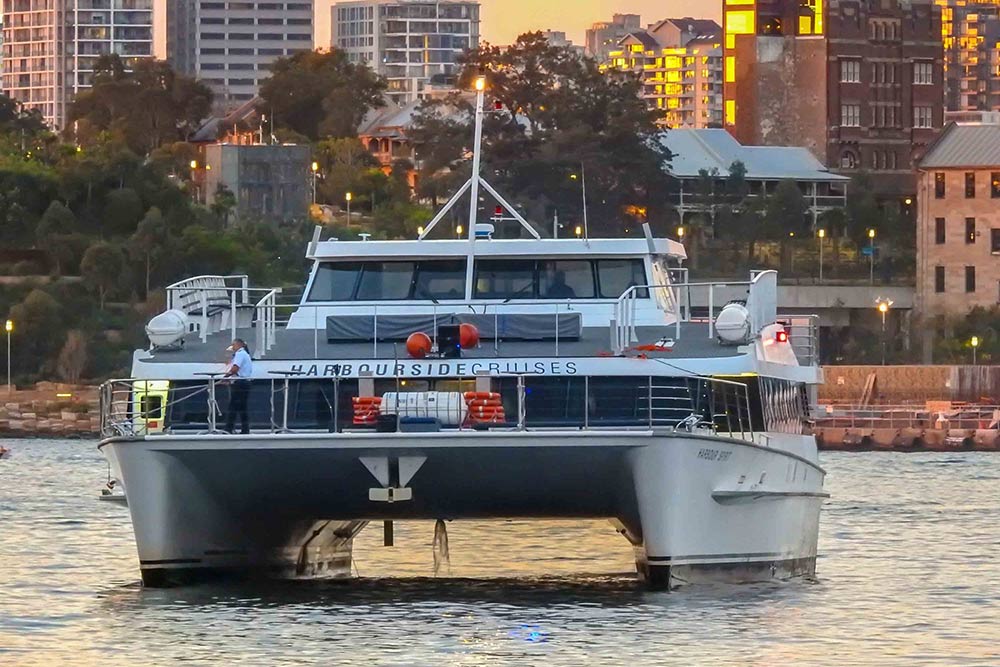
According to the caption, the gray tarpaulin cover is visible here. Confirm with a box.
[326,313,582,342]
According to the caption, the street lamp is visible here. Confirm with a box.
[971,335,980,366]
[345,191,353,225]
[875,297,893,366]
[817,228,826,283]
[5,319,12,395]
[677,226,685,242]
[868,228,876,285]
[311,161,319,205]
[569,166,589,239]
[456,224,464,237]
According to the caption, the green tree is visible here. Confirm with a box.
[128,206,167,297]
[67,56,213,155]
[765,180,809,272]
[36,200,77,274]
[409,32,671,237]
[8,289,63,380]
[210,185,237,225]
[258,50,387,141]
[103,187,143,236]
[81,241,126,309]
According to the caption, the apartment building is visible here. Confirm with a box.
[584,13,639,62]
[938,0,1000,113]
[916,114,1000,319]
[167,0,315,110]
[723,0,944,199]
[605,18,723,128]
[331,0,479,104]
[1,0,154,128]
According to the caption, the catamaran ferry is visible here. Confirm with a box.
[98,81,826,590]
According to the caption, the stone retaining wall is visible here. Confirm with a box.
[0,383,99,437]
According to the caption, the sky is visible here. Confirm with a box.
[312,0,722,49]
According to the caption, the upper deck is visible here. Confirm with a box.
[140,235,819,383]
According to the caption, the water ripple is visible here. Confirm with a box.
[1,441,998,666]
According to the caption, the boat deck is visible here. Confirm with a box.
[142,323,744,364]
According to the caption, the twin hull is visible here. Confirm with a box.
[102,430,824,588]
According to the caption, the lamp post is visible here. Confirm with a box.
[569,166,589,240]
[5,319,12,394]
[345,191,353,225]
[677,226,685,243]
[190,160,199,204]
[971,335,979,366]
[311,161,319,205]
[817,228,826,283]
[868,228,876,285]
[875,298,893,366]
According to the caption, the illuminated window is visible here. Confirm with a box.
[799,16,813,35]
[934,172,945,199]
[725,99,736,125]
[726,10,755,35]
[991,172,1000,198]
[725,56,736,82]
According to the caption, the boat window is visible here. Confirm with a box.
[538,260,596,299]
[413,260,467,300]
[474,259,536,299]
[597,259,648,298]
[356,262,415,301]
[307,262,362,302]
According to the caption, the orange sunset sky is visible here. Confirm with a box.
[154,2,723,59]
[312,0,722,48]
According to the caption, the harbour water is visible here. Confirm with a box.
[1,439,998,666]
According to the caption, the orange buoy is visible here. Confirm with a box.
[459,323,480,350]
[406,331,433,358]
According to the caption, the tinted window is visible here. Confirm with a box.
[474,260,535,299]
[597,259,648,298]
[539,260,596,299]
[356,262,415,301]
[307,262,361,301]
[413,260,466,300]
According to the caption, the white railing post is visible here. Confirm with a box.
[200,291,208,343]
[554,303,560,356]
[373,305,379,358]
[230,288,237,342]
[708,284,715,339]
[314,305,319,358]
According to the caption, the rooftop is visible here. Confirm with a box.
[918,120,1000,169]
[660,129,850,183]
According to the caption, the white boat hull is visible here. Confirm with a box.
[101,430,824,588]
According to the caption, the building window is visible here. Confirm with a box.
[841,104,860,127]
[935,266,945,293]
[914,106,933,128]
[840,59,860,83]
[966,217,976,243]
[966,266,976,294]
[840,150,858,169]
[965,172,976,198]
[935,217,945,244]
[935,172,945,198]
[992,229,1000,254]
[913,61,933,85]
[992,173,1000,198]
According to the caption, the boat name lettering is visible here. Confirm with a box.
[696,448,732,462]
[286,361,578,378]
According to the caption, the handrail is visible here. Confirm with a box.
[99,374,758,444]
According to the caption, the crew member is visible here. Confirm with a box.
[224,339,253,434]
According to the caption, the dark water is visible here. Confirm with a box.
[1,440,999,666]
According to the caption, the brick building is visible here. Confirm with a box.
[915,114,1000,325]
[723,0,944,199]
